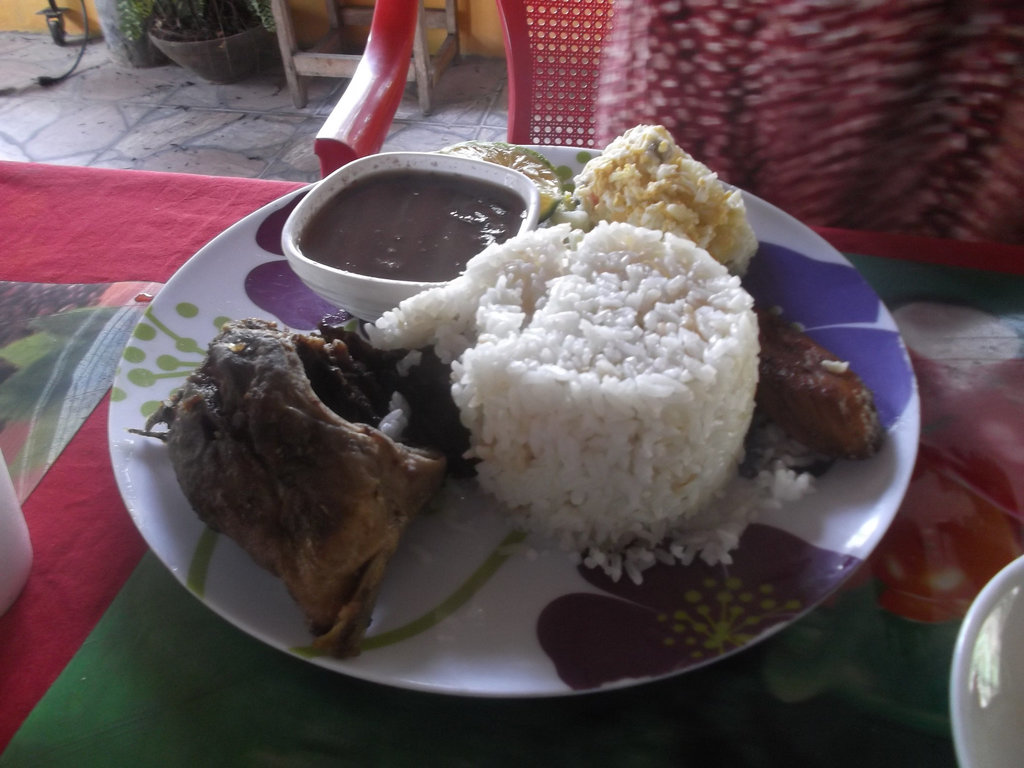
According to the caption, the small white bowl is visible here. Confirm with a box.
[950,554,1024,768]
[282,151,540,322]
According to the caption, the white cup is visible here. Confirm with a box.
[0,448,32,615]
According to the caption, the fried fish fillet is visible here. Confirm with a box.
[141,319,446,657]
[756,308,883,459]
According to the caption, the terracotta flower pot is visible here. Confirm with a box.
[148,25,275,83]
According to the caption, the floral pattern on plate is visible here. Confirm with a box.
[107,146,919,696]
[539,524,857,690]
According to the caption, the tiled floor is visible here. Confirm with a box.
[0,31,508,183]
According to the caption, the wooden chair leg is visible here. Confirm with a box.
[412,1,432,114]
[444,0,454,30]
[272,0,458,115]
[270,0,308,107]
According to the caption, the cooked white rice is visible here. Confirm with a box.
[369,222,806,582]
[571,124,758,275]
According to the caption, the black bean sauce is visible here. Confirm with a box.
[301,169,526,282]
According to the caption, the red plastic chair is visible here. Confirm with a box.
[495,0,615,148]
[314,0,419,177]
[315,0,615,176]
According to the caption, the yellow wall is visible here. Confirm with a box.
[0,0,505,57]
[0,0,98,37]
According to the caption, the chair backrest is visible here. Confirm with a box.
[495,0,615,148]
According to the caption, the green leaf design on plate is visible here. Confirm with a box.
[187,527,220,596]
[291,529,528,658]
[554,164,575,187]
[176,302,199,318]
[140,399,165,418]
[124,307,210,415]
[133,322,157,341]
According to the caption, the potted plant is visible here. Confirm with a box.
[117,0,276,83]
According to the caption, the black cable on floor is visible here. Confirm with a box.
[37,0,89,86]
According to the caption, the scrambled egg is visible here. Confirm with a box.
[567,125,758,275]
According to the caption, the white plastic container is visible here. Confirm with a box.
[0,448,32,615]
[950,554,1024,768]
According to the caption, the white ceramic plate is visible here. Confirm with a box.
[951,554,1024,768]
[107,146,919,696]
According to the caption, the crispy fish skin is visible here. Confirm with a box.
[755,308,883,460]
[144,319,446,657]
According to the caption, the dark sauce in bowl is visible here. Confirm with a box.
[300,169,528,282]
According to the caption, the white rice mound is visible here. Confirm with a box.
[572,124,758,275]
[370,222,812,583]
[369,224,582,364]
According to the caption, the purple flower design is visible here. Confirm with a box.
[537,525,859,690]
[244,260,344,330]
[537,243,913,691]
[254,193,306,256]
[744,242,912,426]
[246,195,349,329]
